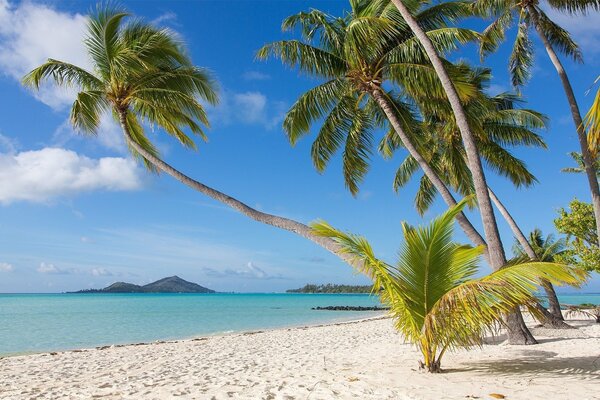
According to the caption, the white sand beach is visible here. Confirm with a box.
[1,315,599,400]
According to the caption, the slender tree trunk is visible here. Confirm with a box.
[370,89,486,249]
[529,7,600,245]
[388,0,536,344]
[116,110,358,268]
[489,189,570,328]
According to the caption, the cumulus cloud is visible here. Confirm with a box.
[0,0,89,109]
[0,262,14,272]
[37,262,77,274]
[210,90,287,130]
[0,147,143,204]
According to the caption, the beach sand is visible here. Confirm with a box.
[1,315,599,399]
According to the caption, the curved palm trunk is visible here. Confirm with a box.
[116,110,359,269]
[489,189,570,327]
[370,89,486,249]
[529,7,600,246]
[388,0,536,344]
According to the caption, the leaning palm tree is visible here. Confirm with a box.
[21,6,359,267]
[257,0,488,248]
[259,1,538,343]
[473,0,600,245]
[313,200,585,372]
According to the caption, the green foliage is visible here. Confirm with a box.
[473,0,591,88]
[513,228,567,262]
[258,0,479,195]
[561,151,600,176]
[313,200,585,372]
[554,199,600,272]
[22,5,218,172]
[286,284,373,293]
[381,66,547,214]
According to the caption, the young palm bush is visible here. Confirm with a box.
[313,200,586,372]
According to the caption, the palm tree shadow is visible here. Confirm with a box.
[445,351,600,379]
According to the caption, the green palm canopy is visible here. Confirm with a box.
[22,6,218,172]
[381,66,547,214]
[257,0,479,195]
[313,200,586,372]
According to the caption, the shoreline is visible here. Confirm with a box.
[1,315,599,399]
[0,313,388,359]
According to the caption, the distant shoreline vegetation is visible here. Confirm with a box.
[286,284,374,294]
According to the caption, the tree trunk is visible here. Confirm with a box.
[388,0,536,344]
[489,189,571,328]
[530,7,600,245]
[370,89,487,249]
[116,110,358,268]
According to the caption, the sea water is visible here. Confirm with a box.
[0,293,382,356]
[1,292,598,356]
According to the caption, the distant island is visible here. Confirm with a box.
[71,276,215,294]
[286,284,373,294]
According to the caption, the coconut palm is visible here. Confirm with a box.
[259,1,539,342]
[562,152,600,176]
[384,71,570,324]
[585,76,600,152]
[473,0,600,246]
[378,0,538,344]
[21,6,360,267]
[257,0,489,248]
[312,200,585,372]
[513,229,569,317]
[382,67,546,214]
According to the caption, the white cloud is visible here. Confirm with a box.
[0,262,14,272]
[90,267,113,277]
[0,0,89,109]
[544,9,600,57]
[151,12,177,25]
[203,261,283,280]
[242,71,271,81]
[37,262,76,274]
[0,133,18,153]
[210,90,287,130]
[0,147,143,205]
[53,114,127,153]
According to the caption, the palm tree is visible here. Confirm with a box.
[584,76,600,152]
[257,0,488,248]
[259,1,538,342]
[380,0,537,344]
[473,0,600,246]
[384,73,570,324]
[312,200,585,372]
[513,229,569,317]
[21,6,361,269]
[562,152,600,176]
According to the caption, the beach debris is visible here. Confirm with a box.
[489,394,506,399]
[348,376,360,382]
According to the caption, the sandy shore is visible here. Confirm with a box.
[1,315,599,399]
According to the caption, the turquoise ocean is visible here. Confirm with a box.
[0,293,598,356]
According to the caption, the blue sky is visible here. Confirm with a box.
[0,0,598,293]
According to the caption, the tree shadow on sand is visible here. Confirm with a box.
[445,351,600,379]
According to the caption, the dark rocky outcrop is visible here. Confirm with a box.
[312,306,389,311]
